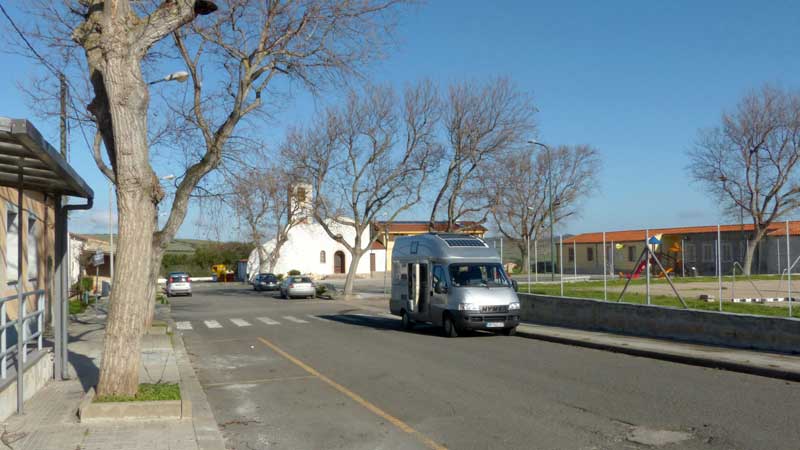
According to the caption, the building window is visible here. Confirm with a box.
[568,247,574,262]
[627,245,635,262]
[586,247,594,262]
[702,243,714,262]
[295,187,307,203]
[320,250,326,264]
[27,214,38,281]
[6,204,18,285]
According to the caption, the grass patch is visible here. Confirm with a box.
[518,282,800,319]
[68,297,95,315]
[94,383,180,403]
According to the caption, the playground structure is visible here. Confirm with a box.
[211,264,235,282]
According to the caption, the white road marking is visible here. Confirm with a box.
[307,315,329,322]
[176,321,193,330]
[283,315,309,324]
[204,320,222,329]
[257,317,280,325]
[231,318,252,327]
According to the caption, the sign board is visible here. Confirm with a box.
[92,250,104,266]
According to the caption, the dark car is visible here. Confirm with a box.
[253,273,279,291]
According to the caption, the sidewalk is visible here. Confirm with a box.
[347,295,800,382]
[0,303,226,450]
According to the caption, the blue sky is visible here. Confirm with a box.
[2,0,799,239]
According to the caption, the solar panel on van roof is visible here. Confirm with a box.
[444,238,487,248]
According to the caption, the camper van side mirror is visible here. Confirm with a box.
[511,279,519,292]
[434,281,448,294]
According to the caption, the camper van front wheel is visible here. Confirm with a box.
[443,315,459,338]
[401,311,414,330]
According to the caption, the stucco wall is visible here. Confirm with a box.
[248,220,386,278]
[518,293,800,354]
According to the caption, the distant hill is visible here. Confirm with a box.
[78,235,229,255]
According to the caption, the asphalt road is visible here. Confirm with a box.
[171,283,800,450]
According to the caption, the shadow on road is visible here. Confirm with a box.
[319,313,497,339]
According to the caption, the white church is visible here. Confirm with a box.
[246,184,386,279]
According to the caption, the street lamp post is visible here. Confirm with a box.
[528,140,555,280]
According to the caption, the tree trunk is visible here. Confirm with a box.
[96,57,157,397]
[342,249,364,296]
[143,246,166,330]
[743,234,761,276]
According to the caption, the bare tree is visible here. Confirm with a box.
[285,82,442,294]
[428,77,536,231]
[227,163,305,276]
[17,0,408,397]
[689,85,800,275]
[486,144,600,269]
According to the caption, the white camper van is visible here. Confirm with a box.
[389,233,520,337]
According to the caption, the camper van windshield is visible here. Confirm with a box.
[448,263,509,287]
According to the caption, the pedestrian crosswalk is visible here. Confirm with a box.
[176,312,398,331]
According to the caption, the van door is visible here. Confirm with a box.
[430,264,448,325]
[407,262,430,321]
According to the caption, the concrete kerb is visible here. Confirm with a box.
[515,324,800,383]
[169,318,227,450]
[78,385,188,422]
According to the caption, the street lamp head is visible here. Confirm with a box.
[165,71,190,83]
[194,0,218,15]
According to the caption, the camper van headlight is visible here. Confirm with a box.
[508,302,520,311]
[458,303,480,312]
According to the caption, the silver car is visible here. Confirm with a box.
[279,276,316,299]
[166,272,192,297]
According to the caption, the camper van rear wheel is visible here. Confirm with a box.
[443,315,459,338]
[401,311,414,330]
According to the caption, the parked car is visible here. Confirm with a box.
[279,276,316,299]
[253,273,279,291]
[166,272,192,297]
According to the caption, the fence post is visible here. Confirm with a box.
[602,232,607,301]
[717,224,722,312]
[559,235,564,296]
[645,228,650,305]
[573,240,577,279]
[787,220,792,317]
[681,239,685,278]
[534,238,538,283]
[526,236,531,294]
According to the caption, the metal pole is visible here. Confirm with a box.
[681,239,685,278]
[548,147,555,281]
[602,232,607,301]
[16,163,23,414]
[787,220,792,317]
[610,240,615,277]
[645,228,650,305]
[534,238,538,283]
[526,235,531,294]
[559,235,564,296]
[573,240,577,279]
[777,238,781,274]
[717,224,722,312]
[500,236,503,265]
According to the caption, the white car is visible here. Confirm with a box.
[166,272,192,297]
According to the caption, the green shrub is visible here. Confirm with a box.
[276,273,284,281]
[80,277,94,293]
[315,285,327,296]
[288,269,301,276]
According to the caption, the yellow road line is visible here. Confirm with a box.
[256,336,447,450]
[204,375,316,388]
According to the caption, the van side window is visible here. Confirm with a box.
[432,265,446,288]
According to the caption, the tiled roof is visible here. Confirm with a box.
[566,221,800,244]
[370,240,385,250]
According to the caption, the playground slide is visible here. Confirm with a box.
[620,260,647,280]
[657,267,674,279]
